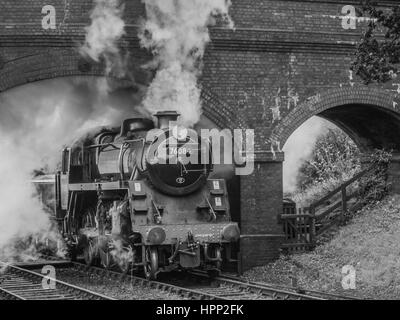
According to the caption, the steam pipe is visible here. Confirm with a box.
[204,197,217,222]
[118,143,130,180]
[168,241,180,263]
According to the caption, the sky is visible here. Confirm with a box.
[283,116,336,193]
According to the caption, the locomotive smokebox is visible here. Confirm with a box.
[154,111,180,129]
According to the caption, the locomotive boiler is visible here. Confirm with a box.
[47,111,239,279]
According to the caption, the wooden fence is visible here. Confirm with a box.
[281,207,315,252]
[280,166,375,252]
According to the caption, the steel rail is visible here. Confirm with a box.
[0,261,115,300]
[71,262,323,300]
[12,259,358,300]
[242,278,360,300]
[183,270,323,300]
[71,262,227,300]
[190,270,360,300]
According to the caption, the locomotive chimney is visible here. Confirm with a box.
[154,111,180,129]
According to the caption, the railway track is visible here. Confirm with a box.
[7,259,358,300]
[167,271,322,300]
[70,262,228,300]
[0,262,114,300]
[71,262,350,300]
[188,271,360,300]
[218,273,360,300]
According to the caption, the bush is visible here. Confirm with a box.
[288,128,361,206]
[296,128,360,191]
[359,149,392,204]
[287,127,391,208]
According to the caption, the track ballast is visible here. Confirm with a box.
[0,262,114,300]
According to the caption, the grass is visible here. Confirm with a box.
[289,168,360,207]
[245,195,400,299]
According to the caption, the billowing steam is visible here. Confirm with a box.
[80,0,126,77]
[283,117,335,193]
[80,0,232,126]
[0,138,58,262]
[0,77,142,262]
[139,0,233,127]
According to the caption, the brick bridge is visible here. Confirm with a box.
[1,0,400,271]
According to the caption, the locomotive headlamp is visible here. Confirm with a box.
[222,224,240,242]
[172,125,188,141]
[147,227,166,244]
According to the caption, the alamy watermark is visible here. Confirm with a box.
[41,265,56,290]
[342,265,356,290]
[41,5,56,30]
[146,124,255,176]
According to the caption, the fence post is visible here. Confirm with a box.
[297,208,301,242]
[341,186,347,224]
[309,206,316,248]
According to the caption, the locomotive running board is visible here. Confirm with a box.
[68,181,128,191]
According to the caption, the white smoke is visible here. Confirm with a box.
[139,0,233,127]
[0,138,56,261]
[80,0,126,76]
[283,116,335,193]
[0,77,142,262]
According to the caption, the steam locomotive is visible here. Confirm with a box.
[37,111,240,279]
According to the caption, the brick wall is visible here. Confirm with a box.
[239,160,286,270]
[240,236,283,271]
[1,0,400,270]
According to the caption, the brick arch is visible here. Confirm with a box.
[201,84,248,130]
[271,86,400,152]
[0,49,106,92]
[0,50,243,131]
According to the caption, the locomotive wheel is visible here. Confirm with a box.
[83,238,98,266]
[69,248,78,262]
[66,242,78,261]
[144,247,159,280]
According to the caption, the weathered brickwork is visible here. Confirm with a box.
[1,0,400,270]
[272,87,400,152]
